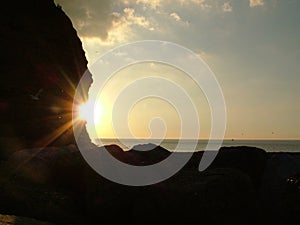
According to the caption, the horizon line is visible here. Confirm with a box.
[92,138,300,141]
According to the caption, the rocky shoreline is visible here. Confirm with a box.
[0,144,299,225]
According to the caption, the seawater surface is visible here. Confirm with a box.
[94,139,300,152]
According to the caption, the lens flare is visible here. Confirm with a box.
[78,102,91,122]
[78,100,103,125]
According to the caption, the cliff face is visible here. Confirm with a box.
[0,0,92,149]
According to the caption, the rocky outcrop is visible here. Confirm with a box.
[1,144,300,225]
[208,146,268,188]
[0,0,92,153]
[127,168,255,225]
[0,145,88,224]
[94,143,171,166]
[259,153,300,225]
[0,145,261,225]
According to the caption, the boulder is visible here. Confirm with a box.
[101,143,170,166]
[208,146,268,188]
[130,143,171,165]
[261,153,300,197]
[1,144,268,225]
[258,153,300,225]
[0,145,87,224]
[158,168,256,225]
[85,167,256,225]
[0,0,92,153]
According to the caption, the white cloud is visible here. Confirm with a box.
[123,7,151,28]
[178,0,212,10]
[79,9,145,48]
[136,0,161,9]
[56,0,114,40]
[91,7,154,46]
[169,12,190,27]
[222,2,232,12]
[249,0,265,7]
[191,0,207,4]
[122,0,161,9]
[170,12,181,21]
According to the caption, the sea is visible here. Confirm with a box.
[94,139,300,152]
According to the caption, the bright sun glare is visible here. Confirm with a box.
[78,102,90,121]
[78,101,103,125]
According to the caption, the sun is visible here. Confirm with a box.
[78,100,103,124]
[78,102,90,121]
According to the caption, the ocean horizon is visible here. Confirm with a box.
[93,138,300,152]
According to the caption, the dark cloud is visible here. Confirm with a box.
[55,0,115,40]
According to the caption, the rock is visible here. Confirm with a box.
[131,143,159,151]
[208,146,268,188]
[101,143,170,166]
[287,172,300,190]
[5,145,88,192]
[0,213,55,225]
[258,153,300,224]
[0,137,27,161]
[261,153,300,197]
[130,144,170,165]
[1,143,277,225]
[0,0,92,151]
[85,167,256,225]
[0,145,89,224]
[159,168,256,225]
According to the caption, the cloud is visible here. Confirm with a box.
[136,0,161,9]
[191,0,207,4]
[56,0,114,40]
[122,0,161,10]
[192,0,212,10]
[177,0,212,10]
[249,0,265,7]
[169,12,190,27]
[56,0,152,45]
[95,7,155,46]
[170,12,181,21]
[222,2,232,12]
[123,7,151,28]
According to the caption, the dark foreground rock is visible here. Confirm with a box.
[259,153,300,225]
[0,213,55,225]
[2,145,299,225]
[0,145,87,224]
[85,168,255,225]
[0,145,255,225]
[208,146,268,188]
[105,143,171,166]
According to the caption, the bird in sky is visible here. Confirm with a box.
[30,88,43,101]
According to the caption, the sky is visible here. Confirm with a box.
[56,0,300,140]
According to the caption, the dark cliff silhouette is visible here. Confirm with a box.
[0,0,92,154]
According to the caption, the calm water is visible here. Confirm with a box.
[94,139,300,152]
